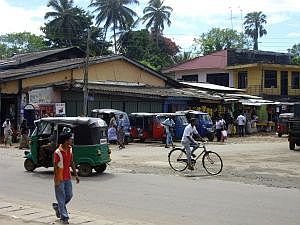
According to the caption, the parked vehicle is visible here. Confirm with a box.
[277,113,294,137]
[129,113,164,142]
[178,110,215,141]
[156,112,188,140]
[24,117,111,176]
[288,104,300,150]
[91,109,131,143]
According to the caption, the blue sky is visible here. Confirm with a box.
[1,0,300,53]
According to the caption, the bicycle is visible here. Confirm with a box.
[168,141,223,175]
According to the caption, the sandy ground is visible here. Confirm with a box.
[108,134,300,189]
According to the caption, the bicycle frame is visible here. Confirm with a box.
[189,142,207,164]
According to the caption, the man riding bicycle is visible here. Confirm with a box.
[181,118,202,170]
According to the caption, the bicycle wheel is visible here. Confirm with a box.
[168,148,188,172]
[202,151,223,175]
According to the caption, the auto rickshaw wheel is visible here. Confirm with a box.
[289,141,295,150]
[78,163,92,177]
[94,164,107,174]
[24,158,36,172]
[278,133,282,137]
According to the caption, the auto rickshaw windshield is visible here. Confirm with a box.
[176,115,188,125]
[199,114,212,124]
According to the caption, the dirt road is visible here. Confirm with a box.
[109,135,300,189]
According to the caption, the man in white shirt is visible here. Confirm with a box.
[236,113,246,137]
[181,118,201,170]
[162,116,175,148]
[2,118,12,146]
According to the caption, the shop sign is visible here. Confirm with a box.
[29,87,53,104]
[55,103,66,115]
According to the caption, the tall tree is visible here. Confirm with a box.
[0,32,48,59]
[89,0,139,53]
[118,29,179,70]
[174,52,194,64]
[193,28,247,55]
[290,43,300,65]
[43,0,83,46]
[244,11,267,50]
[142,0,173,46]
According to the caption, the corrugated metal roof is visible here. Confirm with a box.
[0,55,168,82]
[0,47,85,69]
[181,82,244,92]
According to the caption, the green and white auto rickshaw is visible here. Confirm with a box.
[24,117,111,176]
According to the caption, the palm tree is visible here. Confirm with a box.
[174,51,194,64]
[89,0,139,53]
[243,11,267,50]
[142,0,173,47]
[44,0,82,46]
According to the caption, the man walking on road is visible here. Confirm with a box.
[52,132,80,224]
[236,112,246,137]
[162,116,175,148]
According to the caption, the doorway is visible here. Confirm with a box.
[280,71,288,96]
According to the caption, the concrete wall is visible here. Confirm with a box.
[73,59,165,87]
[2,59,166,95]
[232,65,300,96]
[1,80,18,94]
[174,69,233,87]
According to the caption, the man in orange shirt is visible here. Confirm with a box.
[52,132,79,224]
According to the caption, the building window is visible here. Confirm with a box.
[264,70,277,88]
[206,73,229,87]
[181,74,198,82]
[291,71,300,89]
[238,71,248,89]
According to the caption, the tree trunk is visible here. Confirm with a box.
[113,21,117,54]
[254,35,258,50]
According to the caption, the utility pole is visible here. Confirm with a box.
[83,29,91,116]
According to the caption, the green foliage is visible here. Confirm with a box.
[244,11,267,50]
[42,0,110,55]
[0,32,48,59]
[290,43,300,65]
[193,28,247,55]
[89,0,139,53]
[142,0,173,34]
[174,52,195,64]
[118,29,179,70]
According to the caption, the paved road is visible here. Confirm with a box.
[0,145,299,225]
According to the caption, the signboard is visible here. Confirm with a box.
[29,87,54,104]
[55,103,66,115]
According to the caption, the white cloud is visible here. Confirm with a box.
[0,0,48,35]
[287,32,300,37]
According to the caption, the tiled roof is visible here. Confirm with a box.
[162,50,227,73]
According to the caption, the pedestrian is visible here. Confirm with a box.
[109,113,117,128]
[117,114,125,149]
[162,115,175,148]
[108,113,117,144]
[215,117,226,142]
[19,119,30,149]
[181,118,202,171]
[2,118,12,147]
[236,112,246,137]
[52,132,79,224]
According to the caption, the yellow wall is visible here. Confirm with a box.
[73,59,165,87]
[22,70,72,89]
[1,80,18,94]
[232,65,300,96]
